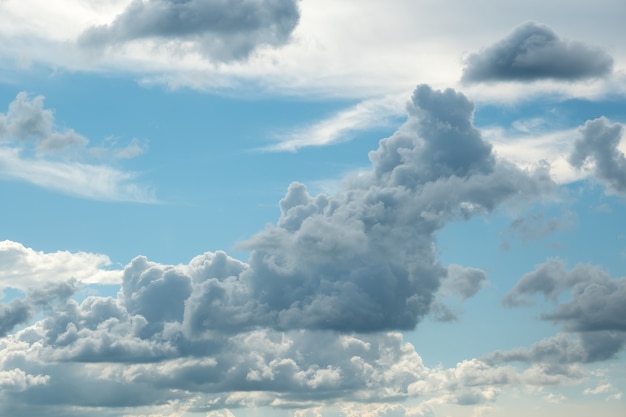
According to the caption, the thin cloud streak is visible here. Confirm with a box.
[262,94,407,152]
[0,147,156,203]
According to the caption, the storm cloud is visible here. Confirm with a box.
[461,22,613,83]
[78,0,301,61]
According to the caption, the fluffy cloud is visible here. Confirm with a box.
[227,85,551,333]
[462,22,613,83]
[0,240,122,290]
[569,117,626,196]
[0,93,153,202]
[78,0,301,61]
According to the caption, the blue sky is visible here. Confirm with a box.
[0,1,625,416]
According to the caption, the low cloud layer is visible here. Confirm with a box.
[0,93,153,202]
[462,22,613,83]
[78,0,301,61]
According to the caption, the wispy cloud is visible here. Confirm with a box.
[262,94,407,152]
[0,92,155,202]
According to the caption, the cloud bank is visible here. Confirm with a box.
[462,22,613,83]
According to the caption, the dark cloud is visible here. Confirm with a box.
[569,117,626,196]
[461,22,613,83]
[78,0,301,61]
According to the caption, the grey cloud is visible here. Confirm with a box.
[225,85,550,333]
[0,92,87,154]
[79,0,301,61]
[428,301,458,322]
[485,331,625,365]
[504,259,626,332]
[0,281,78,338]
[0,299,31,337]
[440,265,486,300]
[462,22,613,83]
[121,256,191,324]
[485,333,592,365]
[502,212,574,247]
[543,276,626,332]
[429,265,487,322]
[569,117,626,196]
[499,260,626,365]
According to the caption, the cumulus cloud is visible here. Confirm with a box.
[462,22,613,83]
[78,0,301,61]
[569,117,626,196]
[0,92,154,202]
[228,85,551,332]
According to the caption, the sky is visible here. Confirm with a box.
[0,1,625,416]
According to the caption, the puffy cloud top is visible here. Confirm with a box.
[78,0,301,61]
[462,22,613,83]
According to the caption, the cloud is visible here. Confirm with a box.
[0,240,122,291]
[497,259,626,364]
[0,85,567,415]
[0,299,31,337]
[462,22,613,83]
[263,94,406,152]
[0,92,155,202]
[0,279,79,337]
[227,85,551,333]
[429,265,487,322]
[78,0,301,61]
[500,211,575,248]
[569,117,626,196]
[484,332,624,365]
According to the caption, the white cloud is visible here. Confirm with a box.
[0,240,122,290]
[263,94,407,151]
